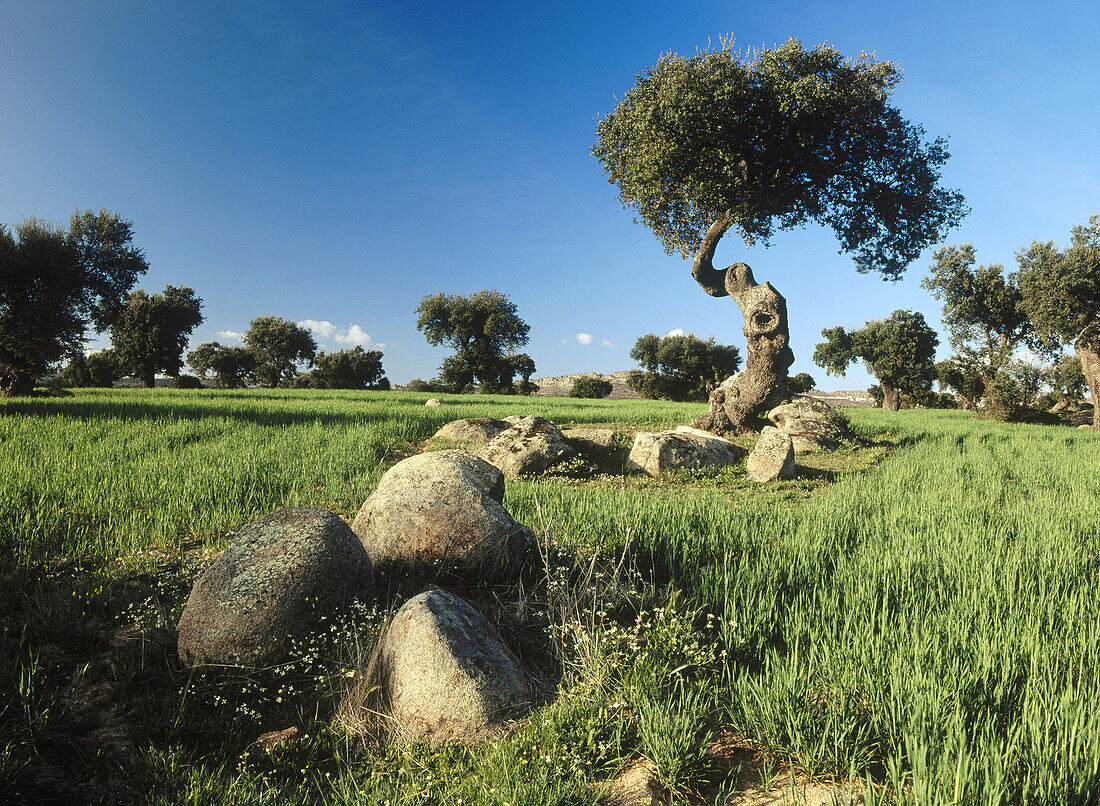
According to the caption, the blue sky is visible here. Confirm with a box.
[2,0,1097,388]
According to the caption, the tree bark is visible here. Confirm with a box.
[1075,321,1100,431]
[692,215,793,435]
[0,369,35,398]
[881,381,901,411]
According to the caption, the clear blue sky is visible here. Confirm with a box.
[2,1,1097,388]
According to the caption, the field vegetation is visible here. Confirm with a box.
[1,389,1098,804]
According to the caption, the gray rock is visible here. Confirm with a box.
[746,426,796,482]
[626,428,745,477]
[425,398,443,407]
[379,589,530,743]
[351,451,531,571]
[562,427,615,451]
[177,508,372,667]
[432,417,509,444]
[477,415,576,478]
[767,396,853,452]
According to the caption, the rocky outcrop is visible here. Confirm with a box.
[746,427,795,482]
[476,415,576,478]
[626,426,744,477]
[351,451,531,572]
[432,417,509,444]
[177,508,372,667]
[378,589,530,743]
[767,396,854,452]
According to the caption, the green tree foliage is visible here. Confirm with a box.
[109,285,204,388]
[627,332,741,402]
[0,210,148,396]
[570,376,613,399]
[296,347,389,390]
[508,353,538,395]
[813,310,940,410]
[592,38,967,278]
[1017,215,1100,428]
[936,357,986,410]
[415,290,532,394]
[243,316,317,388]
[59,350,120,388]
[186,342,257,389]
[923,244,1049,392]
[1044,354,1088,403]
[788,372,816,395]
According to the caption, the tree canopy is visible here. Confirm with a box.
[243,316,317,388]
[297,347,389,390]
[592,38,967,280]
[0,209,148,396]
[110,285,204,388]
[186,342,257,389]
[627,332,741,402]
[570,376,613,399]
[813,310,939,410]
[415,290,532,393]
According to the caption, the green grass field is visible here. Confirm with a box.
[2,389,1099,804]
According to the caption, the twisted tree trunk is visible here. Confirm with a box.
[880,381,900,412]
[1076,321,1100,431]
[691,215,794,435]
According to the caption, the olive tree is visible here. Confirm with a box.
[593,38,966,433]
[187,342,256,389]
[813,310,939,411]
[110,285,204,388]
[1017,215,1100,429]
[242,316,317,388]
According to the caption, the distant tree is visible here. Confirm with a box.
[406,378,448,393]
[243,316,317,388]
[814,310,940,411]
[593,38,966,433]
[627,332,741,402]
[60,349,120,388]
[171,374,204,389]
[1017,215,1100,429]
[788,373,816,395]
[923,244,1050,398]
[297,346,389,390]
[936,357,985,410]
[415,290,531,394]
[109,285,204,388]
[187,342,257,389]
[508,353,538,395]
[1044,354,1088,405]
[570,376,613,399]
[0,209,148,397]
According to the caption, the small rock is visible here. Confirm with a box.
[767,396,853,452]
[746,427,795,482]
[477,415,576,478]
[626,428,744,477]
[378,589,530,743]
[177,508,373,667]
[425,398,443,407]
[253,726,300,754]
[432,417,509,443]
[563,427,615,451]
[351,451,532,572]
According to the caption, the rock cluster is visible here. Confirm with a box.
[626,426,744,477]
[767,396,854,452]
[477,415,576,478]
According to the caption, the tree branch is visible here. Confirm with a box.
[692,213,733,297]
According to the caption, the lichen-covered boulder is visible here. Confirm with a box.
[425,398,443,407]
[177,508,372,667]
[476,415,575,478]
[767,396,853,452]
[746,426,796,482]
[626,427,745,477]
[432,417,509,444]
[351,451,531,571]
[379,589,530,743]
[562,427,616,453]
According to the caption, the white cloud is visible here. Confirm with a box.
[602,340,618,348]
[576,332,593,345]
[666,328,685,337]
[335,324,383,349]
[217,330,242,341]
[298,319,336,340]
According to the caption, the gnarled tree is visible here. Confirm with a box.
[593,38,966,433]
[1017,215,1100,430]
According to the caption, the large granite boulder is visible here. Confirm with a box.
[351,451,531,571]
[767,396,853,452]
[177,508,372,667]
[432,417,509,444]
[378,589,530,743]
[626,426,745,477]
[746,426,796,482]
[477,415,576,478]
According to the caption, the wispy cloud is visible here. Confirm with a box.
[217,330,243,341]
[300,320,385,349]
[576,332,593,345]
[602,339,618,348]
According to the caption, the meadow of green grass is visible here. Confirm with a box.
[1,389,1099,804]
